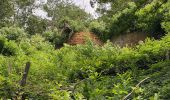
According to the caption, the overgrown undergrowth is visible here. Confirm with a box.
[0,27,169,99]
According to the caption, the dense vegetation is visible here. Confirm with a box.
[0,0,170,99]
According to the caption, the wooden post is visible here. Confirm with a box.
[19,62,31,100]
[166,50,169,60]
[20,62,31,87]
[8,62,12,74]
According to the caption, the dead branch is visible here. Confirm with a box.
[122,77,150,100]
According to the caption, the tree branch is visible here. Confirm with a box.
[122,77,150,100]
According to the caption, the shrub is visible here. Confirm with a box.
[135,0,168,37]
[161,1,170,33]
[42,29,64,45]
[0,36,19,56]
[109,2,137,37]
[0,27,27,41]
[30,34,54,51]
[58,17,87,32]
[89,20,107,41]
[0,32,169,99]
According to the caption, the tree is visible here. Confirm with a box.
[14,0,38,27]
[135,0,168,38]
[0,0,14,27]
[43,0,91,30]
[91,0,169,40]
[26,15,47,35]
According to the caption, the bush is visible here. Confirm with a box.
[89,20,107,41]
[42,29,64,45]
[0,32,170,99]
[29,34,54,51]
[135,0,168,36]
[0,36,19,56]
[109,2,137,37]
[0,27,27,41]
[161,1,170,33]
[58,17,87,32]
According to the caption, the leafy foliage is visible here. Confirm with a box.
[0,0,170,99]
[26,15,48,35]
[94,0,170,39]
[109,2,137,36]
[0,26,169,99]
[89,20,107,41]
[0,27,27,41]
[0,0,14,27]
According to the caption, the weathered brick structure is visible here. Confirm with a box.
[67,32,103,45]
